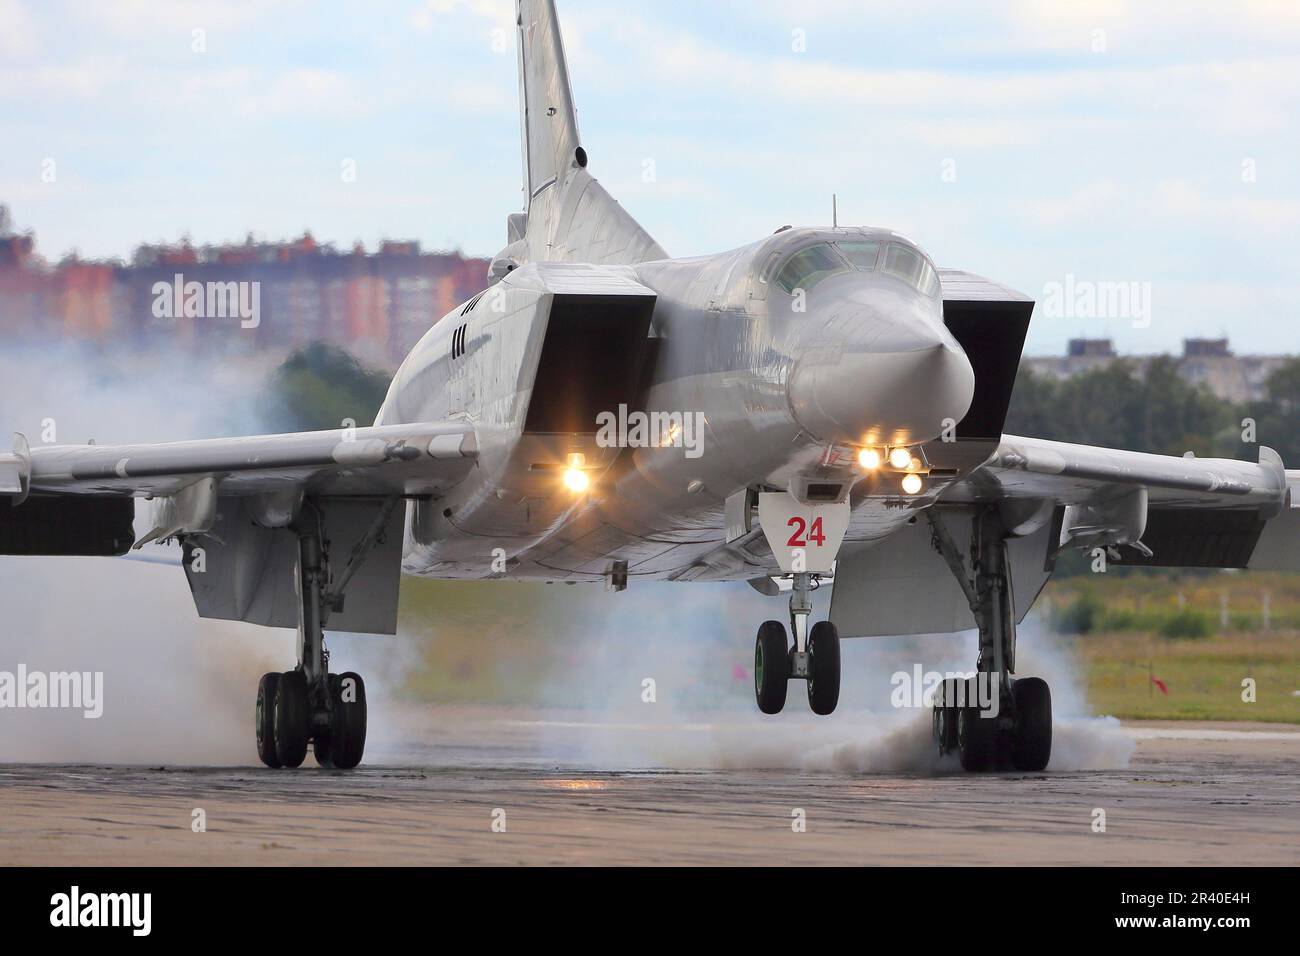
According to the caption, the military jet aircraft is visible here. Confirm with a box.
[2,0,1297,771]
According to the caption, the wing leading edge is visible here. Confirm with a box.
[0,422,477,558]
[947,435,1299,571]
[3,421,477,500]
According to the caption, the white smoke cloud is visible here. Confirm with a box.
[0,346,279,764]
[503,583,1134,774]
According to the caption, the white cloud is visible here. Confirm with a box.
[86,0,281,35]
[253,67,375,119]
[0,56,130,102]
[0,0,38,55]
[1018,181,1126,228]
[1152,180,1300,233]
[409,0,512,32]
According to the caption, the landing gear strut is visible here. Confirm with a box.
[255,509,368,769]
[752,572,840,715]
[927,507,1052,772]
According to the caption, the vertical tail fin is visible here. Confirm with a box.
[508,0,666,266]
[516,0,582,200]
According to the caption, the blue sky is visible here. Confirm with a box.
[3,0,1298,354]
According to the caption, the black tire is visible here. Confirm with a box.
[328,671,367,770]
[1011,677,1052,772]
[932,677,961,756]
[313,735,334,768]
[313,674,336,768]
[957,677,998,771]
[754,621,789,714]
[255,672,282,768]
[806,620,840,715]
[273,669,310,768]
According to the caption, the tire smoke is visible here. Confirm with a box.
[506,583,1135,773]
[0,348,279,765]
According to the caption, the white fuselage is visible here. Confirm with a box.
[377,226,975,583]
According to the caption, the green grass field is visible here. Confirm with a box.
[1044,571,1300,723]
[391,572,1300,723]
[1074,632,1300,722]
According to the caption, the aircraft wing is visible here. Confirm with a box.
[953,434,1286,506]
[1,422,477,500]
[0,422,478,558]
[831,435,1299,638]
[943,434,1300,570]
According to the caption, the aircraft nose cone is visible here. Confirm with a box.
[788,326,975,446]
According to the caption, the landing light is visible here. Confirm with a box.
[563,453,590,493]
[901,473,923,495]
[857,448,881,470]
[563,468,590,493]
[888,447,912,470]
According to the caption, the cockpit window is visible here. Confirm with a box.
[883,243,940,298]
[775,243,849,295]
[835,241,880,271]
[920,263,940,297]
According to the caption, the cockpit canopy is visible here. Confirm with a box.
[773,238,939,298]
[774,244,848,295]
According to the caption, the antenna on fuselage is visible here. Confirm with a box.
[832,194,838,227]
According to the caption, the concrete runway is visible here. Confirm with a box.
[1,708,1297,865]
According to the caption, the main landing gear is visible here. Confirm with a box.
[754,572,840,716]
[927,507,1052,772]
[255,518,368,769]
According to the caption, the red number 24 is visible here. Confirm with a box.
[786,516,826,547]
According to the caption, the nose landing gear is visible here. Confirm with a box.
[752,572,841,715]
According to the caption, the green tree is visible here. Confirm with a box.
[260,343,392,432]
[1137,357,1237,457]
[1005,360,1238,457]
[1001,366,1062,440]
[1250,358,1300,466]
